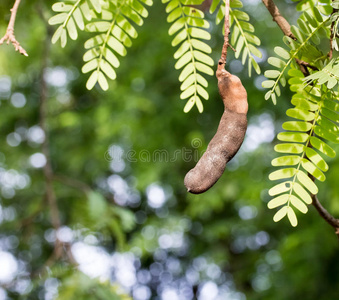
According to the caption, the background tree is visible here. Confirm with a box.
[0,0,338,300]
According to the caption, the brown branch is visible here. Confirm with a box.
[218,0,230,72]
[261,0,295,40]
[0,0,28,56]
[312,194,339,240]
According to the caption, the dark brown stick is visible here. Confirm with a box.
[0,0,28,56]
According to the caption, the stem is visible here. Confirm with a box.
[218,0,230,72]
[0,0,28,56]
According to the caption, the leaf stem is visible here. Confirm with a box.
[218,0,230,71]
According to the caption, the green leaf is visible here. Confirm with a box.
[264,70,280,79]
[287,207,298,227]
[310,136,336,157]
[274,143,304,154]
[179,62,194,81]
[191,39,212,53]
[98,71,109,90]
[267,194,289,208]
[52,2,73,12]
[67,17,78,40]
[268,57,286,68]
[305,147,329,172]
[274,46,290,60]
[321,107,339,123]
[86,71,98,90]
[296,170,318,194]
[293,182,312,204]
[271,155,301,166]
[184,96,195,113]
[273,206,288,222]
[314,125,339,143]
[277,132,309,143]
[175,51,192,69]
[269,181,292,196]
[51,26,64,44]
[262,80,275,88]
[82,59,98,73]
[301,158,326,181]
[180,85,196,99]
[286,108,315,121]
[172,29,188,47]
[48,13,68,25]
[100,60,116,80]
[269,168,297,180]
[282,121,312,132]
[290,195,308,213]
[195,62,213,75]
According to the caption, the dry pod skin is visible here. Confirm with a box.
[184,69,248,194]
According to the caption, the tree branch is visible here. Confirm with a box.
[0,0,28,56]
[261,0,295,39]
[312,194,339,240]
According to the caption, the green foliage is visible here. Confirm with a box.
[210,0,262,76]
[163,0,213,113]
[304,58,339,88]
[49,0,101,47]
[262,5,331,104]
[82,0,153,90]
[268,67,339,226]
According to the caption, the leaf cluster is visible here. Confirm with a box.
[262,5,331,104]
[268,69,339,226]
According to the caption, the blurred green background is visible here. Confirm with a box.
[0,0,339,299]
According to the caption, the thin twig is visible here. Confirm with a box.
[218,0,230,72]
[0,0,28,56]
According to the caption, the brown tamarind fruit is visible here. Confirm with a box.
[184,69,248,194]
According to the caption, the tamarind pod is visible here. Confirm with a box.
[184,70,248,194]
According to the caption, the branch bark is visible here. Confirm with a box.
[0,0,28,56]
[261,0,295,39]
